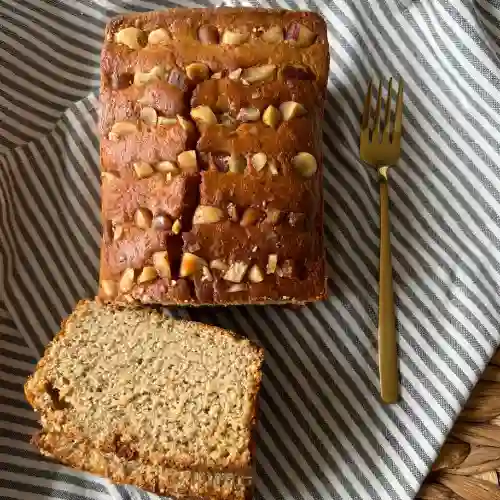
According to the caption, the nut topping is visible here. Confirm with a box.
[193,205,225,225]
[101,171,120,181]
[266,254,278,274]
[219,113,237,128]
[137,266,157,284]
[186,62,210,82]
[177,115,195,133]
[221,29,249,45]
[223,261,248,283]
[292,152,317,177]
[191,105,217,126]
[115,27,144,49]
[288,212,306,227]
[262,105,281,128]
[210,259,228,271]
[277,259,293,278]
[167,68,187,91]
[134,207,153,229]
[227,203,239,222]
[241,64,276,84]
[153,251,171,279]
[152,212,172,231]
[211,72,223,80]
[198,25,219,44]
[134,66,164,86]
[148,28,169,45]
[139,107,157,126]
[268,158,279,175]
[262,25,284,43]
[285,23,316,47]
[101,280,117,298]
[228,283,247,293]
[133,161,154,179]
[264,208,281,225]
[279,101,306,121]
[251,152,267,171]
[249,264,265,283]
[156,160,179,174]
[157,117,178,126]
[119,268,136,292]
[108,121,137,140]
[240,207,261,227]
[172,219,182,234]
[180,253,206,277]
[228,68,243,81]
[228,154,246,173]
[177,150,198,173]
[201,266,213,282]
[237,107,260,122]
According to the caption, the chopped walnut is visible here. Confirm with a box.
[223,261,248,283]
[186,62,210,82]
[277,259,294,278]
[115,27,144,49]
[280,101,306,121]
[210,259,228,272]
[133,161,154,179]
[139,107,158,126]
[193,205,225,225]
[248,264,265,283]
[285,23,316,47]
[148,28,169,45]
[108,121,137,140]
[262,25,284,43]
[292,152,317,177]
[119,268,136,292]
[153,251,171,279]
[180,253,206,277]
[221,29,249,45]
[137,266,157,284]
[134,207,152,229]
[266,254,278,274]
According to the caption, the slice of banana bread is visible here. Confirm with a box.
[25,300,263,499]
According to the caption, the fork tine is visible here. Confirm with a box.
[382,78,393,142]
[393,78,404,137]
[373,80,383,141]
[361,79,372,130]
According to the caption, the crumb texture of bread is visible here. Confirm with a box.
[35,430,251,500]
[25,300,263,480]
[98,7,329,306]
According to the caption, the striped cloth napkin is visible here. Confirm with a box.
[1,1,500,499]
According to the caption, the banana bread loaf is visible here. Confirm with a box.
[25,300,263,499]
[98,7,329,305]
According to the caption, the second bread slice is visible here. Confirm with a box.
[25,300,263,499]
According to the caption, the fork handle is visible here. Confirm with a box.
[378,168,399,404]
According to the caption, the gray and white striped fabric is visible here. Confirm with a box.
[1,0,500,499]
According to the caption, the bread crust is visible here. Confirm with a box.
[34,430,252,500]
[98,7,329,306]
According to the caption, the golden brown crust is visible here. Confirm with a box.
[98,7,329,305]
[34,430,252,500]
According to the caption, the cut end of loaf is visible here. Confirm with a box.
[25,300,263,486]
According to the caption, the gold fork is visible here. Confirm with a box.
[360,78,404,404]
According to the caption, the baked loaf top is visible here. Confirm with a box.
[25,300,264,479]
[99,7,329,305]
